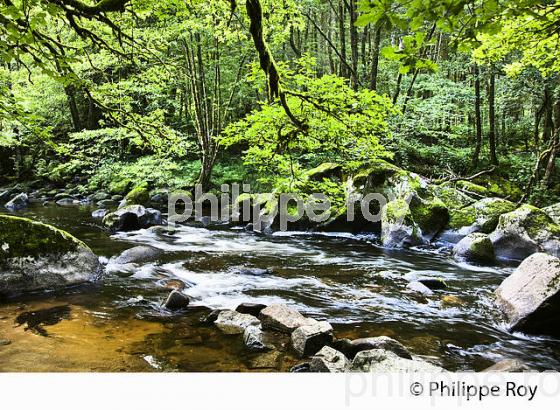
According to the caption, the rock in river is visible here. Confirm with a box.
[243,325,270,352]
[453,233,495,264]
[482,359,533,372]
[309,346,350,373]
[162,290,190,311]
[236,302,267,317]
[0,215,101,295]
[215,310,261,335]
[351,349,444,372]
[102,205,162,232]
[348,336,412,360]
[489,205,560,261]
[291,321,333,358]
[495,252,560,336]
[259,304,316,333]
[111,245,163,264]
[4,193,28,211]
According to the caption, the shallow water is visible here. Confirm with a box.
[1,204,560,372]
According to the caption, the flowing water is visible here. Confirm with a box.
[1,204,560,372]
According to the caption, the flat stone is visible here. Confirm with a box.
[112,246,163,264]
[407,281,434,296]
[349,336,412,360]
[248,351,283,369]
[215,310,260,335]
[351,349,444,372]
[259,304,316,333]
[482,359,533,372]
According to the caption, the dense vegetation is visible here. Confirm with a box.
[1,0,559,206]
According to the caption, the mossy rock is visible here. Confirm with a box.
[410,197,449,236]
[0,215,101,295]
[544,203,560,225]
[473,175,523,201]
[433,183,476,211]
[453,233,495,264]
[489,205,560,260]
[455,180,490,197]
[448,198,516,233]
[355,159,402,189]
[125,183,150,206]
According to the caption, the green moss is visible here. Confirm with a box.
[456,180,489,196]
[125,182,150,205]
[304,163,342,181]
[503,205,560,238]
[448,209,477,230]
[109,178,133,195]
[473,175,523,201]
[448,198,515,232]
[0,215,86,261]
[356,159,401,188]
[410,197,449,233]
[384,199,411,223]
[433,183,476,210]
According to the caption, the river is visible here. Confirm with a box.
[1,204,559,372]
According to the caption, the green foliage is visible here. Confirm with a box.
[219,63,395,191]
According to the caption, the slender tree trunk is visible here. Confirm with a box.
[488,68,499,165]
[65,85,82,131]
[348,0,359,89]
[472,64,483,169]
[393,73,402,104]
[370,24,382,91]
[543,100,560,186]
[338,0,347,79]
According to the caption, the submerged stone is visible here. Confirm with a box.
[162,290,190,311]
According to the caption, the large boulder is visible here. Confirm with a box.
[489,205,560,260]
[495,253,560,336]
[259,304,316,333]
[350,349,444,372]
[0,215,101,295]
[124,184,150,206]
[453,233,495,264]
[441,198,516,244]
[102,205,162,232]
[214,310,261,335]
[291,321,333,357]
[4,193,28,211]
[309,346,350,373]
[379,172,449,247]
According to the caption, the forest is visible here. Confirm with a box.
[0,0,558,203]
[1,0,560,374]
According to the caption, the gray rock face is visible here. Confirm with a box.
[215,310,261,335]
[309,346,350,373]
[55,198,77,206]
[351,349,444,372]
[482,359,533,372]
[112,246,163,265]
[259,304,316,333]
[243,325,270,352]
[489,205,560,261]
[0,215,101,295]
[544,203,560,225]
[349,336,412,360]
[453,233,495,264]
[495,253,560,336]
[162,290,190,311]
[102,205,162,232]
[5,193,28,211]
[291,321,333,358]
[90,192,111,202]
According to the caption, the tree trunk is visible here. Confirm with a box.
[488,68,499,165]
[65,85,82,131]
[348,0,359,89]
[472,64,483,169]
[370,23,382,91]
[338,0,347,79]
